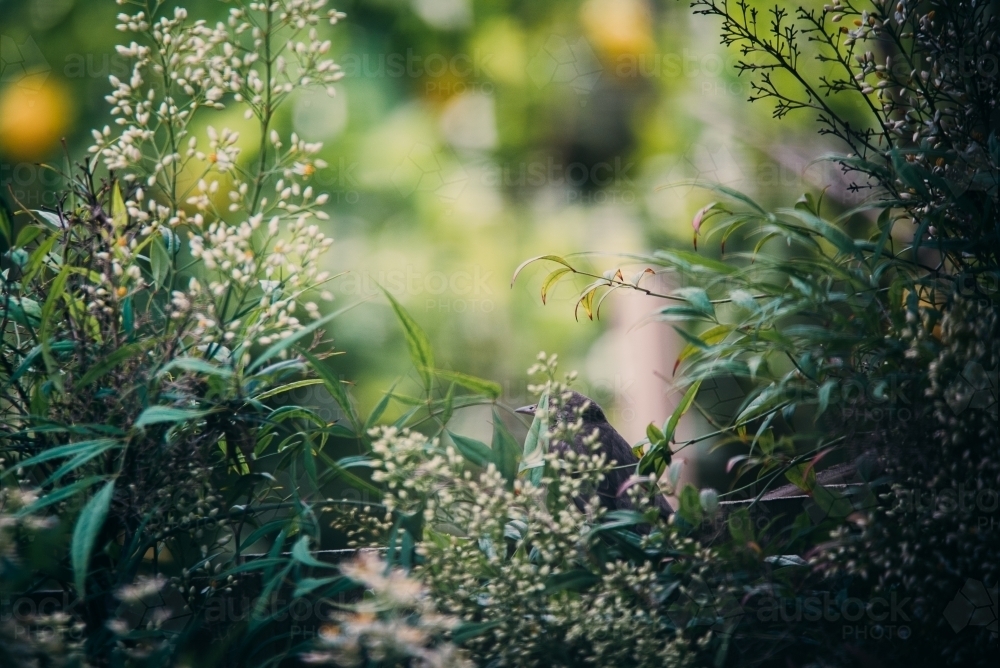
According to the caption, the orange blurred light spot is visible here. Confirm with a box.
[0,79,73,161]
[581,0,655,59]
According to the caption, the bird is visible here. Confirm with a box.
[515,391,674,520]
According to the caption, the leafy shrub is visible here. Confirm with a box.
[0,2,374,666]
[504,0,999,665]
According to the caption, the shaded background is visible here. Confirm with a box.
[0,0,862,487]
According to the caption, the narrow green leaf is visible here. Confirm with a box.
[294,576,343,598]
[0,296,43,327]
[76,341,153,388]
[42,441,121,486]
[510,254,575,287]
[491,408,521,483]
[157,356,234,378]
[674,287,714,318]
[291,536,335,569]
[149,237,170,288]
[440,383,455,426]
[380,288,434,390]
[134,406,212,428]
[3,438,119,476]
[14,225,43,249]
[72,480,115,595]
[448,431,493,469]
[540,267,573,304]
[40,266,72,371]
[452,621,503,644]
[16,477,105,517]
[364,381,398,431]
[249,305,356,372]
[301,350,361,434]
[543,569,600,594]
[785,463,817,492]
[253,378,324,401]
[518,393,549,485]
[431,369,502,399]
[662,380,702,443]
[111,182,128,228]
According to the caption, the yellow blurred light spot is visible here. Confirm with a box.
[0,79,73,161]
[580,0,655,58]
[208,152,218,163]
[116,286,128,298]
[116,237,128,247]
[473,19,526,85]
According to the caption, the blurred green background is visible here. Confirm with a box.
[0,0,857,483]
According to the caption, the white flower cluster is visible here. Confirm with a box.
[83,1,345,360]
[304,551,472,667]
[359,358,703,665]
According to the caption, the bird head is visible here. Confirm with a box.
[515,390,608,424]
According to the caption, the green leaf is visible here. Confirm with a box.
[20,235,58,286]
[448,431,493,469]
[111,182,128,228]
[518,392,549,485]
[40,265,72,371]
[784,463,816,493]
[677,484,703,525]
[134,406,212,428]
[575,287,598,321]
[42,441,121,486]
[674,287,714,318]
[440,383,455,426]
[646,423,665,445]
[0,200,11,246]
[293,576,343,598]
[72,480,115,596]
[302,350,361,434]
[149,236,170,287]
[491,408,521,483]
[452,621,503,644]
[2,438,119,476]
[249,304,358,372]
[381,288,434,390]
[14,225,43,249]
[0,296,43,327]
[662,380,702,444]
[253,378,324,401]
[510,254,575,287]
[76,341,154,388]
[291,535,335,569]
[544,569,600,594]
[157,356,234,378]
[15,477,104,517]
[540,267,573,304]
[364,381,398,431]
[431,369,501,399]
[652,249,738,275]
[816,379,836,418]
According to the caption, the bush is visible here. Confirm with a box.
[0,2,370,665]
